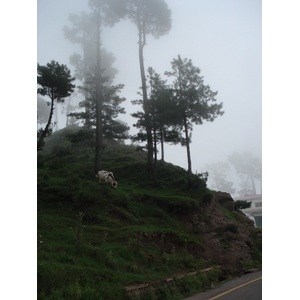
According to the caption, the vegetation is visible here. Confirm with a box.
[37,3,261,298]
[37,128,261,299]
[228,151,262,196]
[37,61,75,151]
[234,200,252,210]
[131,67,182,185]
[165,55,224,184]
[126,0,172,171]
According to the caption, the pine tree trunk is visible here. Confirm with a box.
[160,128,165,164]
[153,124,158,186]
[94,8,102,174]
[138,14,153,171]
[83,36,91,129]
[183,115,192,185]
[38,97,55,151]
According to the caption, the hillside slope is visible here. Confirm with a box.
[37,126,261,300]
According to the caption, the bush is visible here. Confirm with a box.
[234,200,251,210]
[215,223,238,236]
[225,223,238,234]
[202,192,213,205]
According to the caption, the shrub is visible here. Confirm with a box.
[225,223,238,234]
[105,250,118,270]
[234,200,251,210]
[67,129,94,144]
[63,279,82,300]
[215,223,238,236]
[140,287,156,300]
[202,192,213,205]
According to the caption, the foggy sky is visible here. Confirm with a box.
[37,0,262,194]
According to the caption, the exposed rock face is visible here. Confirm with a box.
[179,192,261,272]
[215,191,234,211]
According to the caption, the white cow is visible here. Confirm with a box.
[96,170,118,189]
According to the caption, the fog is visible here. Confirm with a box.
[37,0,262,196]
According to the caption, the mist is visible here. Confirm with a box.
[37,0,262,197]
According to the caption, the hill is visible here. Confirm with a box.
[37,126,262,300]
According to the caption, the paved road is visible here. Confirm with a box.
[183,270,262,300]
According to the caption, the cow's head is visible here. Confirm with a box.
[111,181,117,189]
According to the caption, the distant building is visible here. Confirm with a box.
[234,194,262,228]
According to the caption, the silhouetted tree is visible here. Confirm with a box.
[64,11,119,128]
[88,0,127,173]
[204,161,235,195]
[131,67,182,184]
[63,11,96,128]
[234,200,251,210]
[165,55,224,185]
[37,61,75,151]
[126,0,172,171]
[228,151,262,195]
[70,71,129,140]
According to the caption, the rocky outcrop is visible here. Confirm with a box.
[179,191,260,271]
[215,191,234,211]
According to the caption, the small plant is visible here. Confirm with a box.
[106,250,118,270]
[140,286,156,300]
[208,267,222,284]
[63,278,82,300]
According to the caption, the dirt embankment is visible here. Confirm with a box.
[180,191,261,271]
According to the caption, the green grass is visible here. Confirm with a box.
[37,127,261,299]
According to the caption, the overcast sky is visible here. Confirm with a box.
[37,0,262,192]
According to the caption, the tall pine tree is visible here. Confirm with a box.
[126,0,172,171]
[166,55,224,185]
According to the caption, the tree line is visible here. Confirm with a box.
[204,151,262,197]
[37,0,224,186]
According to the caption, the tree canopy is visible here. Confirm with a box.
[37,61,75,102]
[126,0,172,171]
[165,55,224,182]
[37,61,75,151]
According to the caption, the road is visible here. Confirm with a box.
[183,270,262,300]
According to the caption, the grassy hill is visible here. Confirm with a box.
[37,126,261,300]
